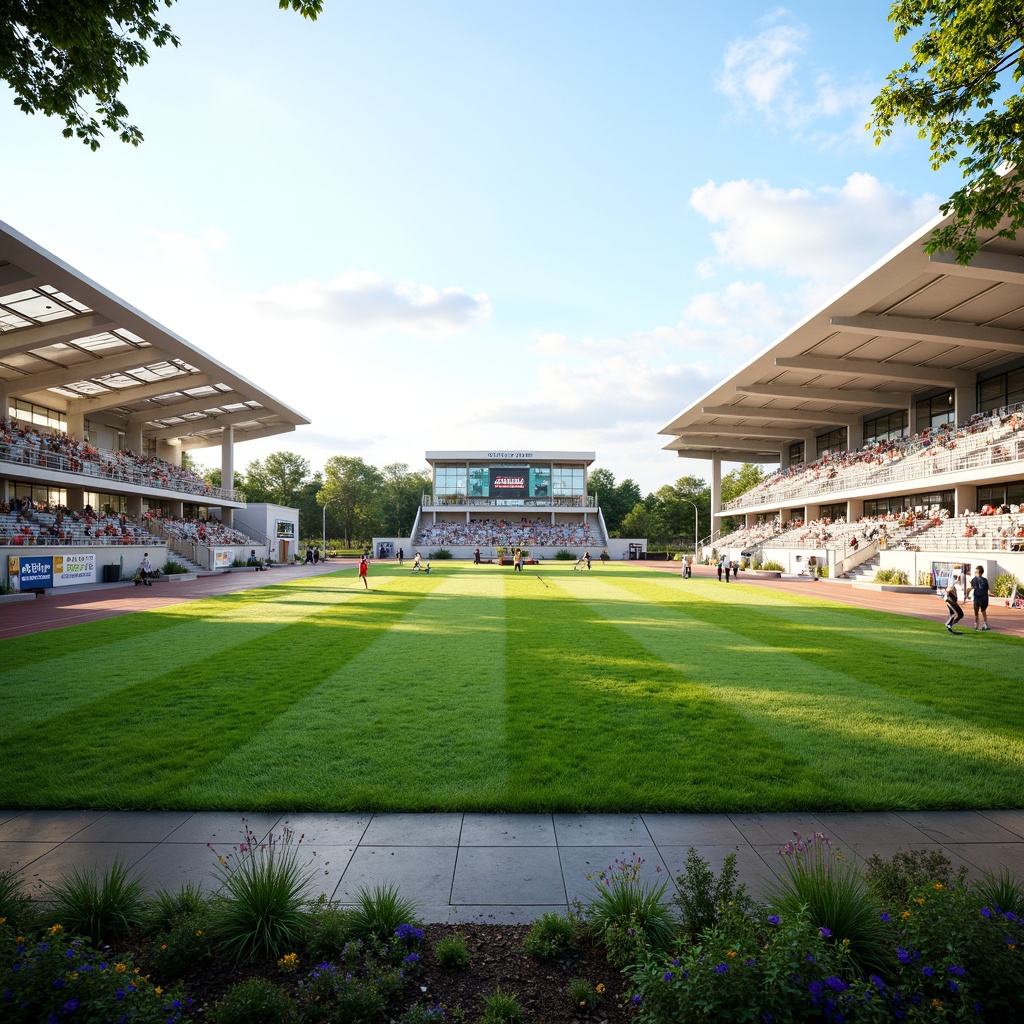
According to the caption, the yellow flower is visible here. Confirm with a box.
[196,929,202,936]
[933,883,944,890]
[160,944,167,950]
[579,1001,586,1006]
[596,984,605,994]
[901,911,912,919]
[915,897,925,905]
[48,923,63,935]
[932,999,943,1010]
[155,986,163,996]
[726,950,738,958]
[115,963,127,974]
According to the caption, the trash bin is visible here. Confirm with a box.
[102,564,121,583]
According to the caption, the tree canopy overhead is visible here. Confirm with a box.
[870,0,1024,264]
[1,0,322,149]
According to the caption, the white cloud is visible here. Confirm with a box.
[717,11,872,134]
[689,173,939,291]
[251,272,492,336]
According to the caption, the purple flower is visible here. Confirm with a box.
[715,963,728,974]
[949,980,959,993]
[896,946,911,965]
[981,907,992,918]
[806,953,814,962]
[744,957,757,967]
[404,953,420,965]
[947,965,965,977]
[809,980,824,1003]
[631,994,642,1006]
[663,971,673,982]
[62,999,79,1013]
[767,915,780,925]
[762,1016,773,1024]
[880,912,890,922]
[869,974,885,990]
[819,927,832,938]
[115,989,126,1000]
[922,967,934,978]
[825,976,848,992]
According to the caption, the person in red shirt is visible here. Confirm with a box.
[358,556,369,589]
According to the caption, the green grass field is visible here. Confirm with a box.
[1,562,1021,813]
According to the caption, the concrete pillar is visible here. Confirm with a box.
[124,422,144,456]
[954,384,974,425]
[779,446,789,470]
[66,410,85,442]
[847,498,865,522]
[0,385,8,421]
[157,440,180,466]
[66,486,85,510]
[127,494,143,519]
[955,484,978,516]
[710,452,722,536]
[908,399,920,435]
[220,426,235,528]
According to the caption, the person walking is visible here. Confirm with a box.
[717,557,723,582]
[358,556,369,589]
[138,552,153,586]
[397,547,404,565]
[723,555,731,582]
[944,573,965,634]
[513,548,522,572]
[967,565,991,630]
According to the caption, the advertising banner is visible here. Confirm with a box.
[468,467,489,497]
[53,553,97,587]
[214,548,234,568]
[276,520,295,538]
[529,467,551,498]
[13,555,53,589]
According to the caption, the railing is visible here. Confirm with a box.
[422,494,597,508]
[722,434,1024,511]
[0,439,244,502]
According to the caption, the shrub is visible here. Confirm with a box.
[480,986,523,1024]
[521,912,576,958]
[673,847,752,936]
[1,920,191,1024]
[210,821,314,963]
[429,548,453,559]
[765,831,886,976]
[875,567,910,585]
[50,856,146,943]
[817,565,829,578]
[399,1005,449,1023]
[148,915,213,979]
[162,559,189,575]
[567,977,603,1011]
[992,572,1021,598]
[347,884,420,942]
[554,549,575,560]
[209,977,295,1024]
[863,847,968,906]
[760,559,784,571]
[434,932,471,968]
[304,896,354,962]
[298,952,402,1023]
[586,854,674,967]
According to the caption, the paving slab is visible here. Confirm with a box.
[360,813,463,847]
[72,810,193,843]
[451,846,565,906]
[557,844,665,907]
[0,841,59,874]
[15,841,158,898]
[975,809,1024,840]
[656,843,779,901]
[0,809,107,842]
[642,812,748,847]
[728,812,830,847]
[945,842,1024,877]
[897,810,1024,844]
[279,813,371,847]
[460,813,556,846]
[335,845,459,906]
[130,842,226,894]
[552,813,652,846]
[163,811,283,846]
[303,845,359,902]
[814,811,937,852]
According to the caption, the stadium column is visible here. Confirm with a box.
[124,422,144,458]
[710,452,722,538]
[220,425,234,528]
[954,384,973,426]
[66,409,84,442]
[955,484,977,516]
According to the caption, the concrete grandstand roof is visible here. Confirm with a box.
[0,220,309,451]
[659,208,1024,462]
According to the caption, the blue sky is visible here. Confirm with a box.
[1,1,962,492]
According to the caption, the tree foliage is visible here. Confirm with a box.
[870,0,1024,263]
[1,0,322,149]
[319,455,383,547]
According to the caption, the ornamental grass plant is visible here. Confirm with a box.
[209,820,314,963]
[49,855,147,944]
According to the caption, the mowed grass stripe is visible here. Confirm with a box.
[558,571,1024,808]
[0,571,448,808]
[176,569,509,811]
[631,572,1023,738]
[0,574,378,732]
[501,572,833,811]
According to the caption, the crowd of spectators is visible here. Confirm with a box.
[0,416,223,497]
[416,517,601,548]
[0,498,158,546]
[147,514,256,547]
[726,405,1024,511]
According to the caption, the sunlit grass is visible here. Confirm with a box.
[0,563,1020,811]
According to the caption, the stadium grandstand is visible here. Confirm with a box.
[659,203,1024,590]
[372,450,637,560]
[1,220,309,590]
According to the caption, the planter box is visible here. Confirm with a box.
[0,591,37,604]
[746,570,782,579]
[158,572,198,583]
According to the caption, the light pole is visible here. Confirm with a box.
[684,500,699,563]
[322,500,339,559]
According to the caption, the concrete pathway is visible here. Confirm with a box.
[3,560,1022,922]
[3,809,1024,923]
